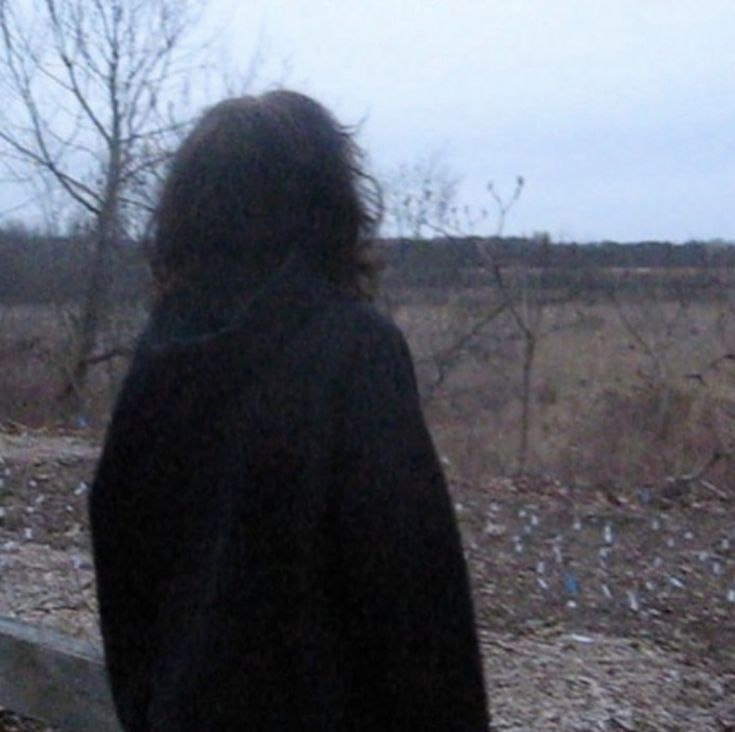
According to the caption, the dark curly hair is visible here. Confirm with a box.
[150,90,382,302]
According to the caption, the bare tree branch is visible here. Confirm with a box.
[419,301,508,403]
[0,0,227,404]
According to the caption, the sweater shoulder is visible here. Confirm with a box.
[318,298,409,355]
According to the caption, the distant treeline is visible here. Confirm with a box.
[1,224,734,304]
[379,237,735,288]
[0,226,148,304]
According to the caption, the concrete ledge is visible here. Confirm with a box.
[0,616,121,731]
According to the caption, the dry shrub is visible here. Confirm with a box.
[559,381,734,491]
[0,303,144,427]
[0,305,69,425]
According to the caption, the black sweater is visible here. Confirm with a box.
[90,253,489,731]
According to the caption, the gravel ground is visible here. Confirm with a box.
[1,429,734,731]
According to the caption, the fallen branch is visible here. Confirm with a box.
[81,345,133,367]
[700,480,728,501]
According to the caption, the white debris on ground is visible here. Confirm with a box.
[1,432,734,731]
[1,541,733,732]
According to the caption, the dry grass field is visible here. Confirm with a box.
[0,303,145,426]
[2,267,735,497]
[391,279,735,495]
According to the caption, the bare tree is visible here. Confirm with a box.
[406,177,521,404]
[469,189,555,476]
[410,173,583,475]
[382,152,462,239]
[423,176,541,473]
[0,0,216,407]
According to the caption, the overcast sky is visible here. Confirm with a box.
[2,0,734,242]
[220,0,735,242]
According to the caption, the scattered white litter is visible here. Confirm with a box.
[483,521,506,537]
[553,544,563,564]
[627,591,640,612]
[567,634,595,644]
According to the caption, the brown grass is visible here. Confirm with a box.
[2,278,734,492]
[0,303,145,427]
[394,288,735,490]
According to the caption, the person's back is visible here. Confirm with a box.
[90,90,490,731]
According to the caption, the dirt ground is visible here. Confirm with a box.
[0,427,734,731]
